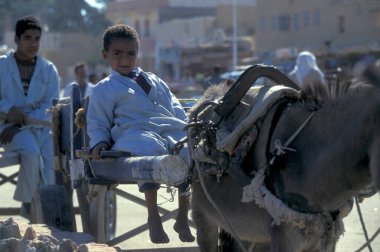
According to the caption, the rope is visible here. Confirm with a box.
[355,227,380,252]
[354,196,374,252]
[269,111,315,165]
[74,107,86,134]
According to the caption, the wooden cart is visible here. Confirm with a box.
[23,83,197,247]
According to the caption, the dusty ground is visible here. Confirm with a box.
[1,165,379,251]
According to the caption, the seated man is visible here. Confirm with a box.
[62,61,94,98]
[87,24,194,244]
[0,16,59,217]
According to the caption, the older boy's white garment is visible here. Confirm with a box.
[0,51,60,202]
[87,68,188,157]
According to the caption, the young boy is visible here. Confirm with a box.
[0,16,59,217]
[87,24,194,244]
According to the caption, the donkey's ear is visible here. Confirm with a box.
[362,60,380,87]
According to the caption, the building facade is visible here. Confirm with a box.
[105,0,380,77]
[105,0,256,80]
[254,0,380,70]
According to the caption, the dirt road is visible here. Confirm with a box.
[1,165,379,251]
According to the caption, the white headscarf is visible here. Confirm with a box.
[290,51,325,87]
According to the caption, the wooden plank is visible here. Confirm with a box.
[76,149,131,159]
[0,151,20,168]
[0,207,20,215]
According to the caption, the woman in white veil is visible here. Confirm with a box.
[289,51,326,88]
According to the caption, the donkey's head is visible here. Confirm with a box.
[358,60,380,88]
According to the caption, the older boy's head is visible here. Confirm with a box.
[103,24,140,52]
[15,16,41,39]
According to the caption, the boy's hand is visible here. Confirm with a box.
[91,142,110,160]
[6,107,26,125]
[0,125,20,145]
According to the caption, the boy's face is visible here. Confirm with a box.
[102,38,138,76]
[15,29,41,61]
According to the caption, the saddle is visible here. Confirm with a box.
[189,65,300,187]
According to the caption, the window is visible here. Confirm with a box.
[134,19,141,35]
[338,15,345,33]
[293,13,300,30]
[259,16,267,32]
[270,16,276,31]
[313,10,321,26]
[144,19,150,38]
[279,15,291,31]
[303,11,310,27]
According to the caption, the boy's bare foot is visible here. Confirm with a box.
[148,216,170,244]
[174,221,195,242]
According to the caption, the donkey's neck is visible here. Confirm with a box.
[270,87,380,213]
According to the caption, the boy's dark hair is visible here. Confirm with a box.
[103,24,140,51]
[15,16,42,38]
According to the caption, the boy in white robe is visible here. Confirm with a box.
[0,16,60,217]
[87,24,194,244]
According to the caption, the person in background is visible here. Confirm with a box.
[288,51,326,88]
[101,71,108,79]
[88,73,98,85]
[87,24,194,244]
[0,16,60,217]
[62,61,94,98]
[202,64,223,89]
[180,71,195,87]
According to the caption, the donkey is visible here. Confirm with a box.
[188,64,380,252]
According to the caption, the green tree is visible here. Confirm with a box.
[0,0,111,42]
[42,0,111,35]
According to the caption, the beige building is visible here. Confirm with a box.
[105,0,380,76]
[253,0,380,69]
[105,0,220,78]
[105,0,257,79]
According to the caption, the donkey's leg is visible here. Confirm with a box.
[269,224,302,252]
[369,136,380,191]
[192,181,220,252]
[192,206,219,252]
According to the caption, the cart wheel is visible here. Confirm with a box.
[30,184,76,232]
[105,189,117,240]
[88,185,117,243]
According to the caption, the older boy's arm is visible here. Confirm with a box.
[28,63,60,122]
[0,61,19,116]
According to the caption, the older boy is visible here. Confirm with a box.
[0,16,60,216]
[87,24,194,244]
